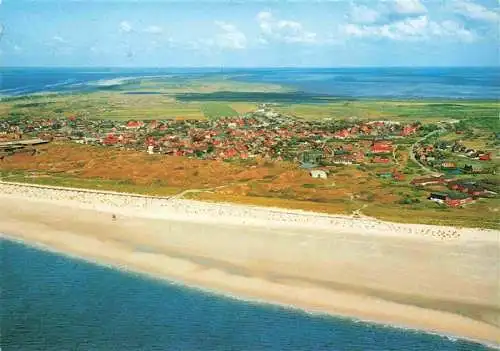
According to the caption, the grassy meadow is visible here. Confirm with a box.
[273,100,499,123]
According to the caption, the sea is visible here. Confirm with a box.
[1,239,497,351]
[1,66,499,99]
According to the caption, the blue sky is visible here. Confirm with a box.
[1,0,498,67]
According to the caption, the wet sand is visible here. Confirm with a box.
[1,183,499,346]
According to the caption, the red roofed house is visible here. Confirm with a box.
[445,196,474,207]
[479,153,491,161]
[401,125,417,136]
[371,141,392,154]
[103,133,119,145]
[335,129,350,139]
[126,121,144,129]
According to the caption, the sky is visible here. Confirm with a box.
[0,0,499,67]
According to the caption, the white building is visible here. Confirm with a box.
[310,169,328,179]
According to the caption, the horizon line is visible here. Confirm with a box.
[3,65,500,69]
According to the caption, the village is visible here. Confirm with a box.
[0,105,497,209]
[0,105,419,162]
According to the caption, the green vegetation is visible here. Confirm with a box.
[274,100,499,123]
[201,103,238,120]
[460,116,499,130]
[175,91,340,104]
[0,170,179,197]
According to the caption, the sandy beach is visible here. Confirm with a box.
[1,181,499,346]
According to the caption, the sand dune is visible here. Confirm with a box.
[1,182,499,346]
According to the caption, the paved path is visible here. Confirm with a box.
[170,185,228,200]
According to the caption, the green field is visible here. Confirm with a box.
[201,103,239,120]
[273,101,499,123]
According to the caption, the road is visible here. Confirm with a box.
[170,185,228,200]
[409,128,445,174]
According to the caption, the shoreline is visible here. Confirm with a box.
[0,181,493,240]
[1,182,499,346]
[3,235,499,350]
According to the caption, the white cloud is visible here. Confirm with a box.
[348,5,381,24]
[429,20,477,42]
[214,21,247,49]
[347,0,427,25]
[343,15,476,42]
[256,11,317,44]
[52,35,67,44]
[257,11,273,22]
[144,25,163,34]
[120,21,133,33]
[188,22,247,52]
[453,0,500,23]
[392,0,427,15]
[45,35,74,55]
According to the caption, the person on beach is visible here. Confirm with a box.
[112,214,116,221]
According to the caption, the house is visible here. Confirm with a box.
[428,192,474,207]
[331,155,353,165]
[334,129,350,139]
[445,193,474,207]
[428,192,448,203]
[371,141,392,154]
[310,169,328,179]
[479,153,492,161]
[125,120,144,129]
[441,162,457,169]
[449,182,488,197]
[401,125,417,136]
[411,176,447,186]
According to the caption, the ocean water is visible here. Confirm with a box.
[1,239,496,351]
[0,67,219,96]
[232,67,500,99]
[1,67,499,99]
